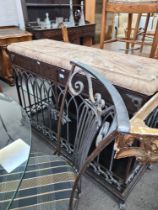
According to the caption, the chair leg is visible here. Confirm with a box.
[150,20,158,58]
[100,0,108,49]
[155,48,158,59]
[61,23,69,43]
[140,13,150,52]
[0,85,3,92]
[126,13,133,52]
[131,14,142,49]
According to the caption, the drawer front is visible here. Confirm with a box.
[57,68,69,86]
[10,53,58,82]
[33,30,62,40]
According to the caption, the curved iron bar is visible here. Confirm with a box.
[70,61,130,133]
[0,113,14,145]
[55,63,76,154]
[55,61,130,209]
[68,130,118,210]
[69,68,95,103]
[13,65,65,143]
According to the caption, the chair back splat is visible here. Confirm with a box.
[57,61,130,168]
[54,61,130,209]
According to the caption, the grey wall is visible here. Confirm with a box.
[0,0,25,29]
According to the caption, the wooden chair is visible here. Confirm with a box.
[155,48,158,59]
[134,14,158,56]
[0,84,2,92]
[100,0,158,57]
[61,23,69,43]
[150,20,158,58]
[5,61,129,210]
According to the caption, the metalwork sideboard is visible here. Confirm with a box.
[8,39,158,208]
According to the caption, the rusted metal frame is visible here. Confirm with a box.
[13,60,139,203]
[55,63,76,155]
[90,149,124,191]
[86,162,146,204]
[13,63,99,158]
[13,64,61,141]
[13,66,27,109]
[74,105,99,170]
[58,61,130,208]
[56,63,102,164]
[94,111,116,173]
[26,72,41,122]
[68,130,119,210]
[13,66,30,110]
[13,66,23,107]
[67,61,130,173]
[54,61,130,208]
[23,73,32,113]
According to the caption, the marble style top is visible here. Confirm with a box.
[0,27,32,40]
[8,39,158,96]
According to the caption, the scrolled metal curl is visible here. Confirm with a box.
[94,93,105,110]
[68,67,96,104]
[68,69,84,96]
[68,68,107,116]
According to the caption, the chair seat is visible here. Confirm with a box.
[1,153,76,210]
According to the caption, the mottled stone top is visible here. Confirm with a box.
[8,39,158,96]
[0,27,32,39]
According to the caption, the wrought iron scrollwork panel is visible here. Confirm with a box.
[13,62,140,195]
[13,65,64,142]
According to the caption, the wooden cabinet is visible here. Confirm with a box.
[21,0,95,45]
[85,0,96,23]
[0,26,32,85]
[22,0,70,25]
[21,0,83,28]
[28,24,95,46]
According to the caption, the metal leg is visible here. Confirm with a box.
[147,163,153,170]
[119,201,126,210]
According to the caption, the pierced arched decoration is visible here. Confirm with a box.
[56,61,130,173]
[13,61,133,205]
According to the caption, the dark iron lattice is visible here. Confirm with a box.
[13,62,144,204]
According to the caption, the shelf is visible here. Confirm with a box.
[28,23,92,31]
[26,3,80,7]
